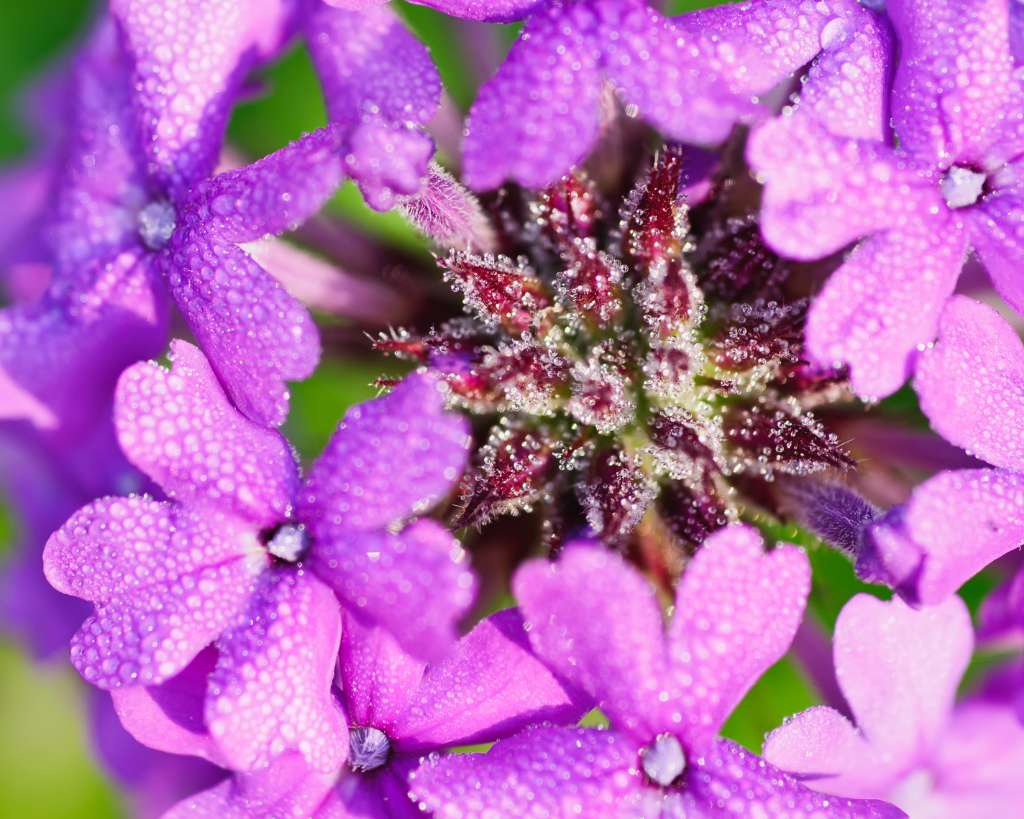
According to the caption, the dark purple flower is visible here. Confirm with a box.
[431,0,865,190]
[44,341,473,772]
[765,594,1024,816]
[155,607,588,817]
[749,0,1024,399]
[411,525,904,817]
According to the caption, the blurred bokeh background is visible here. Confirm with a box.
[0,1,999,816]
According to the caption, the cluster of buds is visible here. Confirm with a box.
[379,149,852,554]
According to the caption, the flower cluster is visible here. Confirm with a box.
[2,0,1024,817]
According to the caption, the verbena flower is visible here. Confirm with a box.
[765,594,1024,815]
[44,341,473,772]
[750,0,1024,399]
[381,149,853,549]
[425,0,865,190]
[158,608,588,817]
[410,525,904,817]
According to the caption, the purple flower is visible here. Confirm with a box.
[410,525,904,817]
[156,607,588,817]
[435,0,864,190]
[749,0,1024,398]
[849,296,1024,604]
[765,594,1024,816]
[43,340,474,772]
[0,7,341,435]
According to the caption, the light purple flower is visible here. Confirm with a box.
[157,607,588,817]
[450,0,864,190]
[749,0,1024,398]
[765,594,1024,817]
[411,525,904,818]
[43,341,473,772]
[0,6,343,434]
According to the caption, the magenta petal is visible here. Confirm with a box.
[887,0,1014,165]
[206,571,347,773]
[603,3,760,146]
[394,608,590,752]
[163,232,320,428]
[322,761,421,819]
[164,753,337,819]
[667,525,810,751]
[339,611,426,735]
[110,0,266,194]
[44,496,261,688]
[0,252,167,441]
[914,296,1024,470]
[969,192,1024,315]
[682,738,905,819]
[110,647,226,765]
[311,519,476,663]
[806,224,968,399]
[871,469,1024,605]
[344,119,435,212]
[462,2,602,190]
[748,116,940,260]
[796,8,893,141]
[299,373,469,531]
[409,726,647,818]
[833,595,971,767]
[187,126,345,245]
[116,340,300,527]
[512,542,669,741]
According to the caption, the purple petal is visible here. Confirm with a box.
[44,496,262,688]
[110,647,226,765]
[763,706,876,791]
[310,519,476,663]
[603,3,761,146]
[115,340,299,527]
[969,192,1024,315]
[680,738,905,819]
[339,611,426,735]
[0,252,167,441]
[163,753,336,819]
[305,3,440,208]
[462,2,602,190]
[185,126,345,245]
[748,115,940,260]
[205,570,347,772]
[666,524,810,751]
[795,8,893,141]
[298,372,469,531]
[887,0,1014,165]
[162,230,320,428]
[512,542,670,741]
[409,726,648,818]
[110,0,272,194]
[678,0,856,97]
[394,608,590,752]
[914,296,1024,470]
[319,760,421,819]
[870,469,1024,605]
[806,224,968,399]
[405,0,543,23]
[833,595,971,768]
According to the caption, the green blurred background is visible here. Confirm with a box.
[0,1,993,816]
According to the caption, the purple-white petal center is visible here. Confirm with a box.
[640,733,686,787]
[940,166,987,209]
[137,199,177,250]
[349,726,391,772]
[263,522,311,563]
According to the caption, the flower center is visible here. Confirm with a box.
[349,726,391,772]
[262,522,310,563]
[940,165,987,209]
[640,733,687,787]
[137,199,177,250]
